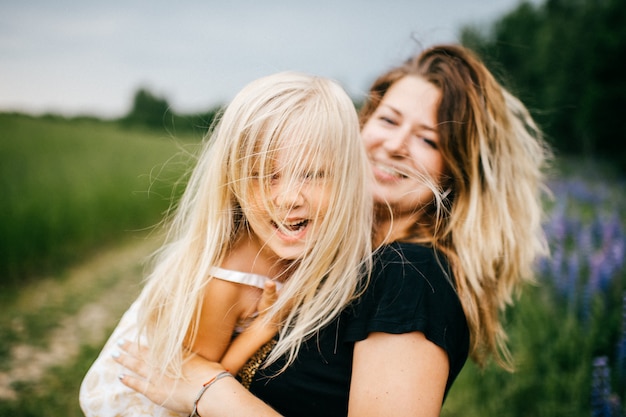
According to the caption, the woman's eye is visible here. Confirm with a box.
[380,116,397,125]
[422,138,438,149]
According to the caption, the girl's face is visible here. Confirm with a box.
[361,75,446,219]
[244,149,332,261]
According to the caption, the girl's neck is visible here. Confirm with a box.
[221,232,290,281]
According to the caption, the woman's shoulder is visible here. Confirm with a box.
[358,242,464,330]
[354,242,459,311]
[347,241,469,369]
[372,242,452,286]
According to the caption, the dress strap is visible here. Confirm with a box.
[209,267,283,290]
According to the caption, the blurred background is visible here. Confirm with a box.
[1,0,625,415]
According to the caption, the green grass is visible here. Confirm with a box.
[0,343,101,417]
[0,335,129,417]
[0,113,198,286]
[0,237,154,416]
[0,239,151,367]
[442,285,598,416]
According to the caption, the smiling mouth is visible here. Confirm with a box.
[271,219,310,236]
[374,162,408,179]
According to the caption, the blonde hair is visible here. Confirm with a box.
[360,44,551,370]
[137,72,373,377]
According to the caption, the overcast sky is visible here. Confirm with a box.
[0,0,540,118]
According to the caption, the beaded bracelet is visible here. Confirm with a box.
[189,371,233,417]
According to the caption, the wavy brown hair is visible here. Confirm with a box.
[361,44,551,369]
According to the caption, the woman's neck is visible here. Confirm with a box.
[373,211,419,246]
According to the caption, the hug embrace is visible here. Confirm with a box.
[81,43,551,417]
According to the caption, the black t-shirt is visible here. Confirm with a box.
[247,242,470,417]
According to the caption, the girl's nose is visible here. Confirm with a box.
[272,179,304,209]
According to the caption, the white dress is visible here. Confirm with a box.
[79,268,276,417]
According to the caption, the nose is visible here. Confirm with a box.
[382,128,411,157]
[271,179,304,210]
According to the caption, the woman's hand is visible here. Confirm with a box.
[113,339,282,417]
[112,340,226,414]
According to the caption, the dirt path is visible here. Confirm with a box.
[0,237,158,400]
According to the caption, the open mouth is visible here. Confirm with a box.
[271,219,310,236]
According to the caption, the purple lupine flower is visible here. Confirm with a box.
[605,215,625,270]
[565,252,580,310]
[545,171,626,416]
[550,245,565,291]
[591,356,616,417]
[616,293,626,386]
[578,223,594,257]
[609,238,625,273]
[542,175,625,322]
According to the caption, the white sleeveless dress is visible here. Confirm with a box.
[79,268,276,417]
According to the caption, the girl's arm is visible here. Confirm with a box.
[221,280,279,374]
[348,331,449,417]
[190,278,246,362]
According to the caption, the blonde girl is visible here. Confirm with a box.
[80,71,372,417]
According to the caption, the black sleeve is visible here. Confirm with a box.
[344,242,469,382]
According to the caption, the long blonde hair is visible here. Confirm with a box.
[137,71,373,377]
[360,44,551,369]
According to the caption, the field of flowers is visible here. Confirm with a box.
[546,169,625,415]
[550,171,625,417]
[442,159,626,417]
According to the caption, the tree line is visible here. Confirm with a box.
[461,0,626,171]
[120,88,221,137]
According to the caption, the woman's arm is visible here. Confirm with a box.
[114,341,281,417]
[348,331,449,417]
[114,330,449,417]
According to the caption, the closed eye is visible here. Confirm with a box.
[380,116,398,126]
[422,138,438,149]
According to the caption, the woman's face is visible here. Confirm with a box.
[361,75,446,218]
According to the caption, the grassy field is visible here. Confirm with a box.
[0,114,625,416]
[0,112,199,415]
[0,113,199,287]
